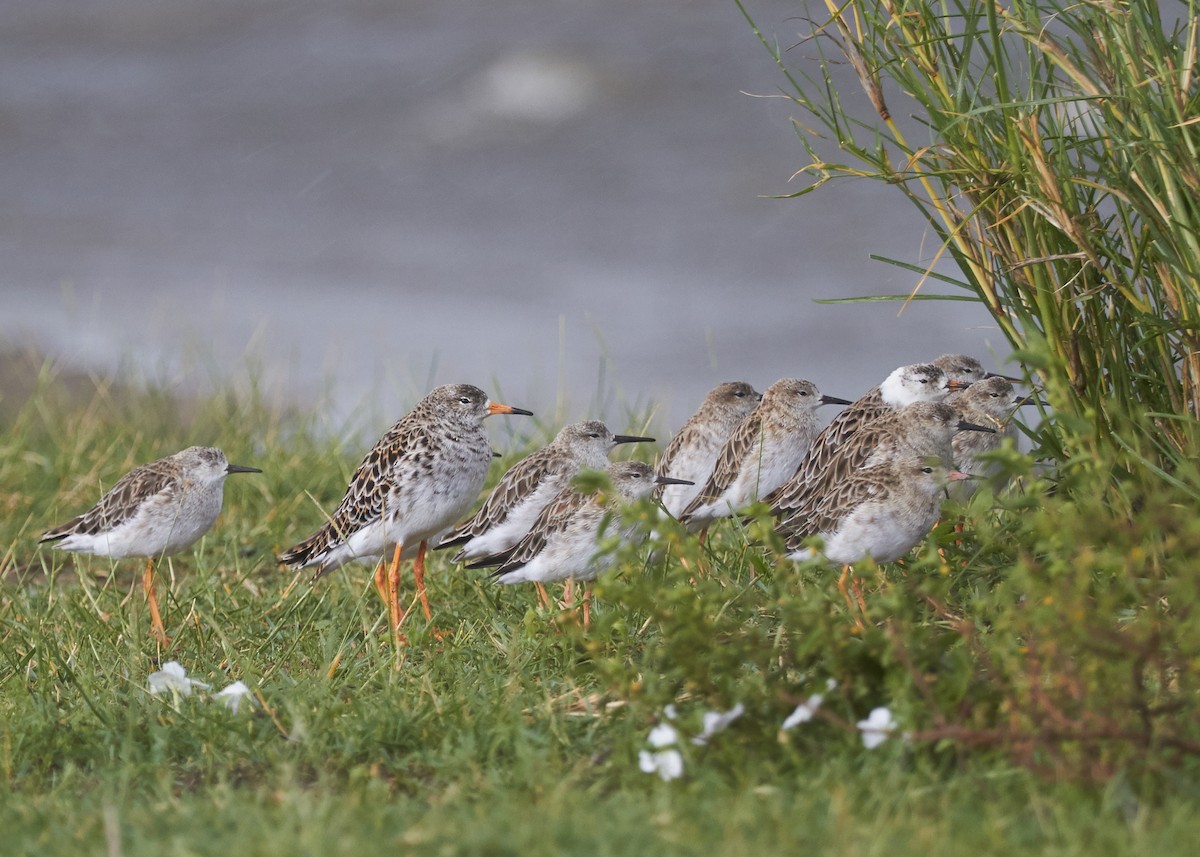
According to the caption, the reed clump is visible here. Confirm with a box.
[743,0,1200,488]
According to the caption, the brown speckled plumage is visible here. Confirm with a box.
[779,455,964,564]
[437,421,653,562]
[761,364,951,512]
[279,384,530,575]
[656,381,760,518]
[679,378,848,528]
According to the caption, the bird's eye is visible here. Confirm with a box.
[734,391,746,397]
[589,433,600,438]
[918,378,928,384]
[921,466,934,474]
[459,396,471,404]
[798,390,809,396]
[990,392,1000,398]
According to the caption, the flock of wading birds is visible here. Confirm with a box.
[38,353,1038,644]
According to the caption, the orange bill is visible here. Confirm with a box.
[487,401,534,416]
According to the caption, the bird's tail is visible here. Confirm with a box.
[465,548,515,572]
[277,525,333,571]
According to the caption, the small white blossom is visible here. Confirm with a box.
[782,679,838,730]
[647,722,679,748]
[214,681,255,714]
[782,695,824,730]
[148,661,210,697]
[663,704,679,720]
[692,703,745,746]
[638,723,684,781]
[856,706,898,749]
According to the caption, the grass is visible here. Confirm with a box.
[2,357,1200,856]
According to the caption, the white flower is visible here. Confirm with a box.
[782,695,824,730]
[638,723,684,781]
[214,681,255,714]
[692,703,745,746]
[856,706,898,749]
[148,661,211,697]
[647,722,679,748]
[782,679,837,730]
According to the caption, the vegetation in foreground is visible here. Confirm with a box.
[0,347,1198,856]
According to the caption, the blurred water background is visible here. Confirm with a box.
[0,0,1007,437]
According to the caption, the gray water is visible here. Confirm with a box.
[0,0,1006,436]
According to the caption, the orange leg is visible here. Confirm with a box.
[386,541,406,645]
[373,559,389,604]
[556,579,591,629]
[836,564,866,631]
[836,564,852,610]
[534,582,551,610]
[851,575,868,613]
[412,540,433,623]
[143,557,171,646]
